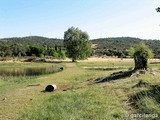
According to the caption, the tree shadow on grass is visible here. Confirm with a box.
[132,80,150,88]
[86,68,122,71]
[129,83,160,120]
[150,62,160,64]
[46,61,72,63]
[130,81,160,109]
[96,70,135,83]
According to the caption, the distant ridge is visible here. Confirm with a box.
[0,36,63,47]
[0,36,160,58]
[92,37,160,49]
[92,37,160,58]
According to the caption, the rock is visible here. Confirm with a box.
[60,67,64,70]
[151,72,156,75]
[2,98,6,101]
[139,70,146,74]
[45,84,57,92]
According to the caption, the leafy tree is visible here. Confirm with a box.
[25,45,44,57]
[64,27,92,62]
[52,51,59,58]
[57,50,66,59]
[128,42,154,70]
[10,44,26,57]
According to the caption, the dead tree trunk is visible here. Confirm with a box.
[134,55,148,70]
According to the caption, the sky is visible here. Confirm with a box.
[0,0,160,39]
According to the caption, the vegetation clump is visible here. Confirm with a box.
[128,42,154,70]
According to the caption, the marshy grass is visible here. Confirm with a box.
[0,66,60,77]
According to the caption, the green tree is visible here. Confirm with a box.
[25,45,44,57]
[64,27,92,62]
[57,50,66,59]
[10,44,26,57]
[128,42,154,70]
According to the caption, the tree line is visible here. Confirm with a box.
[1,36,160,58]
[0,43,66,59]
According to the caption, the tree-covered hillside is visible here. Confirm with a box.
[92,37,160,58]
[0,36,65,58]
[0,36,63,47]
[0,36,160,58]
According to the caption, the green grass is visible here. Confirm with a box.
[19,63,131,120]
[0,61,160,120]
[130,78,160,117]
[76,62,134,67]
[21,89,127,120]
[149,63,160,68]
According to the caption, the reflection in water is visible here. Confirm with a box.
[0,66,60,76]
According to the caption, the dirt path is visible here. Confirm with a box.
[0,63,86,120]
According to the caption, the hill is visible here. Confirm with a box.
[0,36,63,47]
[0,36,160,58]
[92,37,160,58]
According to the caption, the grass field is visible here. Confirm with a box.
[0,59,160,120]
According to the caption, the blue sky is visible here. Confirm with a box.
[0,0,160,39]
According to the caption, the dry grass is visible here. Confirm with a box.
[0,56,159,64]
[78,57,160,63]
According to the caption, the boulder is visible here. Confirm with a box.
[45,84,57,92]
[60,67,64,70]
